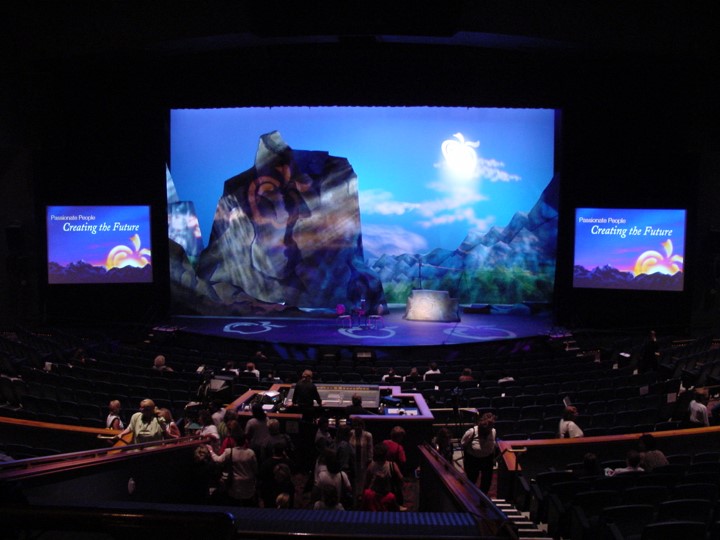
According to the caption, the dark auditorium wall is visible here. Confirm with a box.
[1,11,719,332]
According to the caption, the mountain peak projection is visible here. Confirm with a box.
[170,131,386,315]
[372,176,559,305]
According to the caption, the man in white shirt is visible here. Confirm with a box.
[688,391,710,427]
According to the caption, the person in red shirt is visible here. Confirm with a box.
[383,426,406,509]
[361,472,398,511]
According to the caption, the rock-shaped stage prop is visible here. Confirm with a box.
[404,289,460,322]
[180,131,386,315]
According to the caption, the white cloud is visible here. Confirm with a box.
[477,158,521,182]
[418,208,495,230]
[361,223,428,257]
[360,189,421,216]
[359,138,517,236]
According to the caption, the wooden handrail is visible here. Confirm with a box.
[418,443,518,539]
[497,425,720,472]
[0,434,208,482]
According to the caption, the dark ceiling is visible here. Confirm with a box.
[2,2,717,67]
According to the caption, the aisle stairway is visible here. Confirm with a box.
[492,497,550,539]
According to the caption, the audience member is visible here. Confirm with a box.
[578,452,601,478]
[315,448,352,507]
[244,362,260,379]
[152,354,173,372]
[275,492,291,509]
[458,368,475,383]
[423,362,441,380]
[158,408,181,438]
[688,390,710,427]
[349,417,374,502]
[344,394,372,416]
[383,426,407,507]
[217,408,238,442]
[638,329,659,373]
[314,483,345,510]
[262,370,283,384]
[68,347,94,368]
[189,444,219,504]
[198,409,221,450]
[258,443,292,508]
[558,406,584,438]
[608,450,644,475]
[292,369,323,421]
[334,424,356,486]
[432,427,454,463]
[115,399,168,444]
[381,368,400,382]
[270,462,294,509]
[315,417,334,450]
[209,431,258,506]
[218,419,242,454]
[403,367,421,382]
[638,433,669,471]
[365,443,405,510]
[264,418,296,463]
[106,399,124,430]
[221,361,239,377]
[461,412,497,494]
[361,472,399,511]
[246,402,272,463]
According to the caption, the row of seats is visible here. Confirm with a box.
[529,466,720,539]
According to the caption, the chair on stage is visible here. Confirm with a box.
[336,304,352,328]
[368,305,385,329]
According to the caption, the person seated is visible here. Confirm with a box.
[152,354,173,372]
[423,362,441,380]
[344,394,373,416]
[688,390,710,427]
[403,367,421,382]
[244,362,260,379]
[638,433,669,472]
[608,450,645,475]
[558,406,584,438]
[458,368,475,382]
[381,368,401,383]
[221,361,240,377]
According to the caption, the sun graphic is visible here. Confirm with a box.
[105,234,151,270]
[633,239,683,276]
[441,132,480,180]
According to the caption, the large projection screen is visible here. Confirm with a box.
[46,205,153,284]
[168,106,557,316]
[573,207,686,291]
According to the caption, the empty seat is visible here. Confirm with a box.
[657,498,712,525]
[600,504,655,540]
[640,520,707,540]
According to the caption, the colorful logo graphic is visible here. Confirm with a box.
[106,234,152,270]
[633,239,683,276]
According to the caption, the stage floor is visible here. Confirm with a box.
[169,305,556,348]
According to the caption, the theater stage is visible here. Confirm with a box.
[167,304,558,350]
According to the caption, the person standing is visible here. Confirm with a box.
[115,399,167,444]
[209,431,258,506]
[292,369,323,421]
[461,412,497,493]
[106,399,124,431]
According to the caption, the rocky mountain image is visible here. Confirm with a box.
[371,176,559,304]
